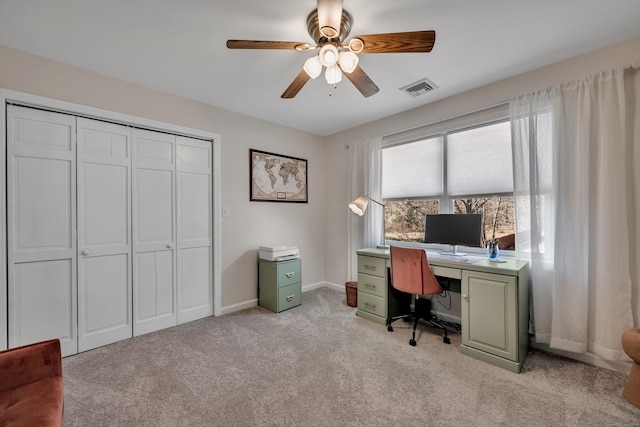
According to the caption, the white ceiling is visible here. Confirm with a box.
[1,0,640,136]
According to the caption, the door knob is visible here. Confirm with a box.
[462,294,468,299]
[166,243,173,249]
[82,250,91,256]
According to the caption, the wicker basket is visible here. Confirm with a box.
[345,281,358,307]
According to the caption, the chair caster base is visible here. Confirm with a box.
[409,339,417,346]
[443,336,451,344]
[387,325,393,332]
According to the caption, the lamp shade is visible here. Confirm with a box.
[348,196,369,216]
[325,64,342,84]
[338,51,358,73]
[319,44,339,67]
[303,55,322,79]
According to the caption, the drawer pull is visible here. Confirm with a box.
[285,295,295,302]
[363,283,376,288]
[364,302,376,308]
[285,272,295,278]
[363,264,377,271]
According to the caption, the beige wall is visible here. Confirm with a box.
[1,35,639,322]
[324,36,640,323]
[0,44,326,312]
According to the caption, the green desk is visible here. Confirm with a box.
[356,247,530,373]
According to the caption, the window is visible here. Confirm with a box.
[384,200,439,242]
[382,116,515,251]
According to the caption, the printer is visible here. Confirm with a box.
[259,245,300,261]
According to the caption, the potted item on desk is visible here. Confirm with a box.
[486,238,499,259]
[486,238,507,263]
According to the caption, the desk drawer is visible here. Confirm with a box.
[278,283,301,312]
[357,273,386,298]
[358,292,386,318]
[431,265,462,280]
[358,256,386,277]
[277,260,301,287]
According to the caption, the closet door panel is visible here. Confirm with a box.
[77,118,132,352]
[81,255,128,332]
[133,129,176,336]
[177,137,212,323]
[136,250,174,321]
[82,163,128,245]
[13,157,73,250]
[7,106,77,356]
[178,247,211,313]
[13,260,74,348]
[136,169,173,244]
[179,172,210,241]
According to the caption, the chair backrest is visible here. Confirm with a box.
[390,246,442,296]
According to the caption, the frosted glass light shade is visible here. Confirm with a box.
[319,44,339,67]
[303,55,322,79]
[325,64,342,84]
[338,51,358,73]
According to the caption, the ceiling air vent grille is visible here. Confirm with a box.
[400,78,438,97]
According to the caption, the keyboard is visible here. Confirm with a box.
[426,251,483,264]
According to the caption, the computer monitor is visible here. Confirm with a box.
[424,214,482,256]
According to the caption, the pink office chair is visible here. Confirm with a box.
[388,246,451,346]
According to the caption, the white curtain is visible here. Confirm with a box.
[347,136,383,281]
[511,65,639,361]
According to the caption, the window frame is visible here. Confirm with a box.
[381,105,515,257]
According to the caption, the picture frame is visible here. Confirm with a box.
[250,149,308,203]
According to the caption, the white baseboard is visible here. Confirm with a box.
[302,281,328,292]
[317,281,344,292]
[530,339,632,375]
[219,282,343,315]
[220,299,258,316]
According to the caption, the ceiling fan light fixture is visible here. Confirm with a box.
[303,55,323,79]
[325,64,342,84]
[338,50,358,73]
[319,44,339,67]
[348,38,364,53]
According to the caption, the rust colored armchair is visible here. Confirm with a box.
[0,339,63,426]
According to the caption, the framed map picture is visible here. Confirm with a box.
[250,149,308,203]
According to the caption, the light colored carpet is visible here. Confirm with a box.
[62,287,640,426]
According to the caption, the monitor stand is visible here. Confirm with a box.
[440,245,467,257]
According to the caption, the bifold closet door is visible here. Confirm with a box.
[77,118,132,352]
[132,129,177,336]
[6,106,78,357]
[176,136,212,323]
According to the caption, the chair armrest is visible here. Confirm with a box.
[0,339,62,394]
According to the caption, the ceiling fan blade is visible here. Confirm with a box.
[281,70,312,99]
[354,30,436,53]
[226,40,309,50]
[343,65,380,98]
[317,0,343,38]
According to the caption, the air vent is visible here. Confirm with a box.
[400,77,438,97]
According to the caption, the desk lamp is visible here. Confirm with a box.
[349,195,387,248]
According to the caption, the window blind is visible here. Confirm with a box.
[382,136,442,199]
[447,121,513,196]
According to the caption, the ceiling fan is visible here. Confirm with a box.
[226,0,436,99]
